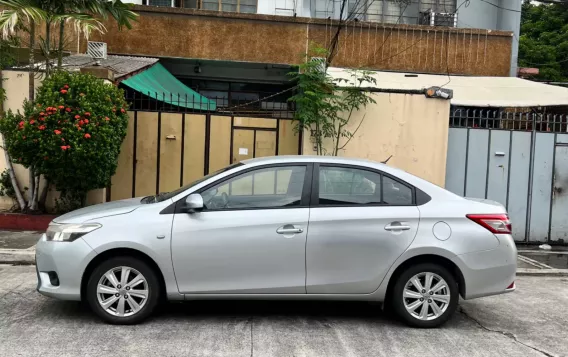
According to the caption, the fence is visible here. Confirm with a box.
[446,109,568,243]
[122,88,296,119]
[108,90,301,202]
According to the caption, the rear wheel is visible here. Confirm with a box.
[391,263,458,328]
[86,256,160,324]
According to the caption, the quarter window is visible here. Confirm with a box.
[201,166,306,210]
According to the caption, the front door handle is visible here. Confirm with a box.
[385,223,411,231]
[277,225,303,234]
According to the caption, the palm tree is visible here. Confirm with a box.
[0,0,138,211]
[1,1,138,74]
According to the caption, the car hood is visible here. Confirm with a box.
[53,197,144,224]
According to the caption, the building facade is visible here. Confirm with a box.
[121,0,521,76]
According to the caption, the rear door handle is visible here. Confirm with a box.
[385,223,411,231]
[277,225,303,234]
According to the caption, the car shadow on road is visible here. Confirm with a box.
[36,298,465,330]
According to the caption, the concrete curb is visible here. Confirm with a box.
[0,248,35,265]
[516,268,568,277]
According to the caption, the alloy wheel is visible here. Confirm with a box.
[96,266,149,317]
[402,272,450,321]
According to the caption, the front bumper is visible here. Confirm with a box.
[35,234,97,301]
[452,234,517,300]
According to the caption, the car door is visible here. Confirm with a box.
[171,163,312,294]
[306,164,420,294]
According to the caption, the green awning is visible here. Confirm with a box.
[122,63,216,111]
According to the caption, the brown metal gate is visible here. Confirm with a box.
[109,112,301,201]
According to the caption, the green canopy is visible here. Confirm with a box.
[122,63,216,111]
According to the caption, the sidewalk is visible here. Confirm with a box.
[1,230,568,276]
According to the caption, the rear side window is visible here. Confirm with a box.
[382,176,413,205]
[317,165,415,206]
[318,167,382,205]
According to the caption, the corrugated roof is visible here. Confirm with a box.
[327,67,568,107]
[61,54,159,79]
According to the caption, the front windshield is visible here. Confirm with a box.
[150,162,244,203]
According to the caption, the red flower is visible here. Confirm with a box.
[63,85,69,89]
[120,108,125,113]
[79,120,85,126]
[38,125,46,130]
[61,138,65,142]
[75,115,80,120]
[66,145,71,149]
[54,130,62,135]
[60,146,68,151]
[58,105,64,110]
[18,121,24,126]
[104,117,110,121]
[84,133,91,139]
[40,112,45,116]
[84,119,89,124]
[60,89,67,94]
[29,120,35,124]
[66,108,71,112]
[84,112,91,117]
[39,117,45,122]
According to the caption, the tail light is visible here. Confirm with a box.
[466,214,512,234]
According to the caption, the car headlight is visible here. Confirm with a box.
[46,223,101,242]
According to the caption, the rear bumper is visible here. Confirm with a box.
[35,234,96,301]
[452,234,517,300]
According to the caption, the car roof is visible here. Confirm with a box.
[242,155,385,167]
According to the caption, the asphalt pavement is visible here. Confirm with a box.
[0,264,566,357]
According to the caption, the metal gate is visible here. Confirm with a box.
[445,109,568,243]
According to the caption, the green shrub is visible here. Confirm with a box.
[0,71,129,204]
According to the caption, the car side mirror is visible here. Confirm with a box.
[184,193,204,213]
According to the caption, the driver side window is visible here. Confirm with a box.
[200,166,307,210]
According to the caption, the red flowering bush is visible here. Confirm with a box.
[0,71,129,204]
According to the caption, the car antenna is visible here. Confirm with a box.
[381,155,393,164]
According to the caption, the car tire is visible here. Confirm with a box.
[86,256,160,325]
[391,263,459,328]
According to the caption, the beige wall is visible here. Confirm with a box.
[303,92,450,186]
[0,70,104,212]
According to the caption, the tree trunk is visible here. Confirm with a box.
[39,177,50,212]
[29,20,35,101]
[30,174,39,211]
[27,166,35,209]
[44,21,51,77]
[57,21,65,69]
[1,134,26,211]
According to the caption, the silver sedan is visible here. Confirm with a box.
[35,156,516,327]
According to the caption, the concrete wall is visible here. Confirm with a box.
[0,70,105,212]
[83,5,513,76]
[302,92,450,187]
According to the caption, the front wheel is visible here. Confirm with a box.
[391,263,459,328]
[86,256,160,324]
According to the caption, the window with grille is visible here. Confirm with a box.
[148,0,174,6]
[200,0,257,12]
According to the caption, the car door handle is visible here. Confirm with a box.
[276,226,303,234]
[385,224,411,231]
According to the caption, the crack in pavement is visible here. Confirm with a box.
[459,307,556,357]
[249,316,254,357]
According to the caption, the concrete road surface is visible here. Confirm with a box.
[0,265,566,357]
